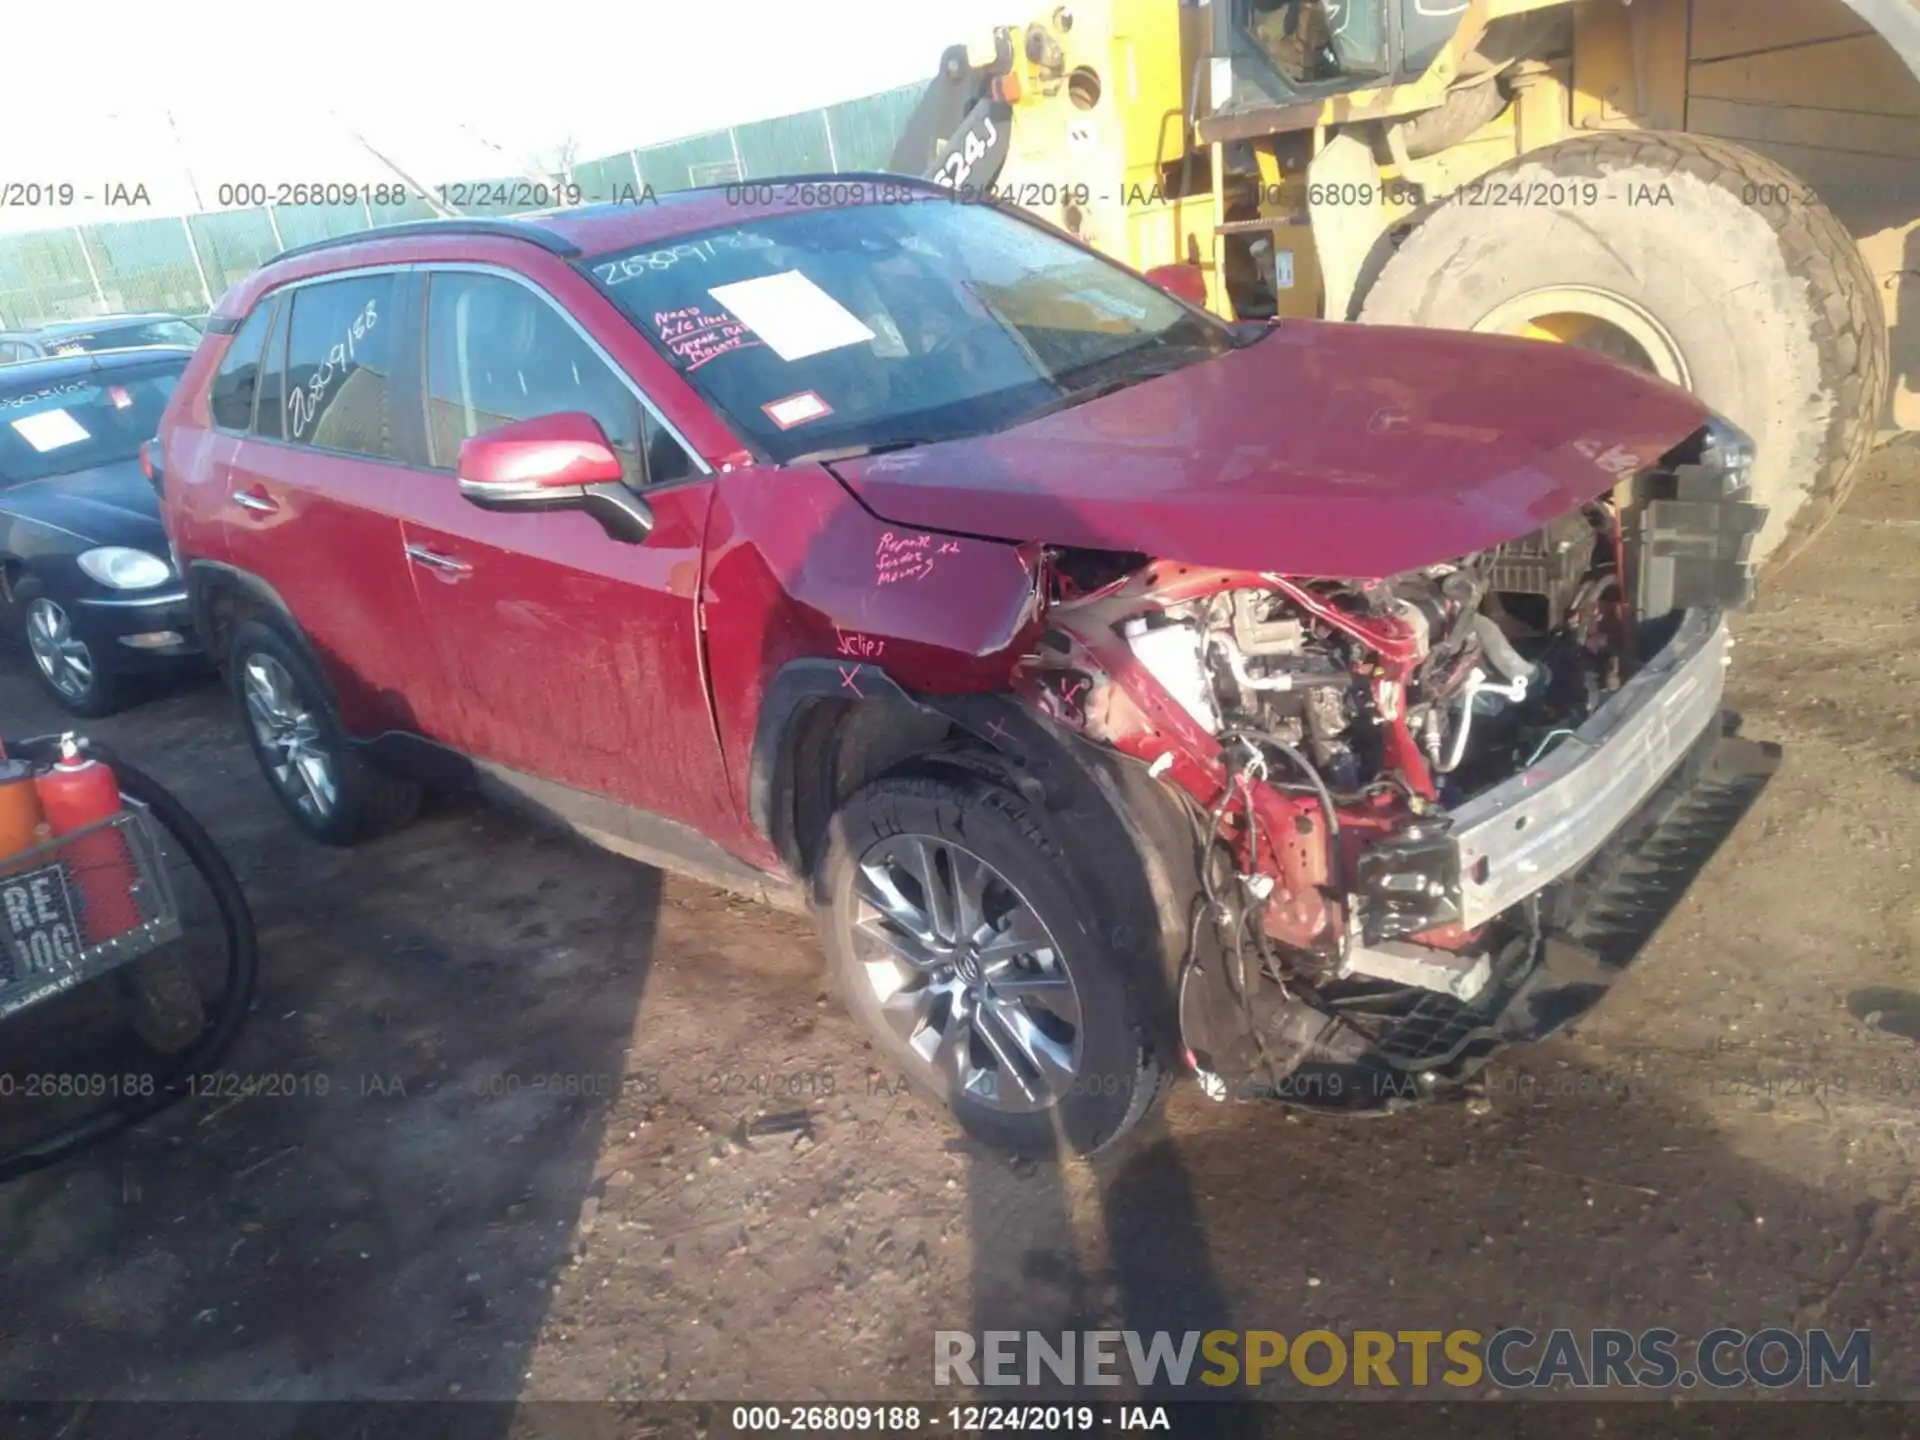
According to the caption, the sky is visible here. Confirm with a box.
[1,0,1016,232]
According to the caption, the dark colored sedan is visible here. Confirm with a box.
[0,313,205,366]
[0,349,200,715]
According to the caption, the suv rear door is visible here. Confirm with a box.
[391,265,734,834]
[212,271,437,736]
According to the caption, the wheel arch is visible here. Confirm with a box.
[187,561,338,707]
[752,659,1202,1062]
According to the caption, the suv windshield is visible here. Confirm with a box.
[583,199,1235,464]
[0,363,182,484]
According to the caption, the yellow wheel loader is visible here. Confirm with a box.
[892,0,1920,568]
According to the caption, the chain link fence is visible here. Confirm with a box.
[0,84,924,329]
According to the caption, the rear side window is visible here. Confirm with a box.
[423,270,696,488]
[209,303,272,431]
[283,274,397,458]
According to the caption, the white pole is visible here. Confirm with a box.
[180,216,216,309]
[74,227,107,310]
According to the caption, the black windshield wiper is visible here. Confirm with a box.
[1019,358,1198,423]
[785,437,942,467]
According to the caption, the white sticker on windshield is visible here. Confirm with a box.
[707,271,875,363]
[10,408,90,453]
[762,391,833,430]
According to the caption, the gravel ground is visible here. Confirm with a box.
[0,445,1915,1409]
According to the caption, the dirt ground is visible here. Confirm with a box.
[0,447,1917,1409]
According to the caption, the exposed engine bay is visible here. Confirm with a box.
[1130,501,1612,809]
[1016,489,1773,1110]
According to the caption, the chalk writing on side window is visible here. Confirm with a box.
[288,297,378,440]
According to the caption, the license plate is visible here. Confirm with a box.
[0,862,85,986]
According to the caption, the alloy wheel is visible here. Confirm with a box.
[242,654,337,821]
[25,598,95,702]
[850,834,1083,1114]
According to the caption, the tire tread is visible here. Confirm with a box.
[1361,130,1888,570]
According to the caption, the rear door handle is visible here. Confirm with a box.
[404,543,473,575]
[231,489,279,514]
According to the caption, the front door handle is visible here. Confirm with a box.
[404,543,473,575]
[231,489,279,514]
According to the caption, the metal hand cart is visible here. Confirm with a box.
[0,734,258,1182]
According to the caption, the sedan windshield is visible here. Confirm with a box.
[41,318,203,354]
[583,199,1235,464]
[0,364,181,485]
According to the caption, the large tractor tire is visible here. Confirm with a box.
[1359,132,1888,570]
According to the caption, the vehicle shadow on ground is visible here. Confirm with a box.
[952,1048,1917,1402]
[0,653,666,1414]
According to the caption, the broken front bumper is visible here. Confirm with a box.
[1184,609,1779,1109]
[1211,714,1779,1110]
[1448,607,1732,930]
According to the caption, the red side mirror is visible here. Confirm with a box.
[456,411,625,500]
[1144,263,1210,309]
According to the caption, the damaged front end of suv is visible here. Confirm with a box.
[1007,419,1778,1110]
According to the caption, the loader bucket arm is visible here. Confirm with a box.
[889,33,1018,193]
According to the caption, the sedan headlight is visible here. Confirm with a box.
[77,546,173,590]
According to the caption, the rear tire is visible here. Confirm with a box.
[1359,131,1888,570]
[229,620,422,846]
[815,773,1162,1158]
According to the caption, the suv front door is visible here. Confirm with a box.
[393,266,735,841]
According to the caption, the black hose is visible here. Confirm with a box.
[0,737,258,1184]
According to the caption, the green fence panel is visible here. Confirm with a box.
[370,192,443,226]
[0,84,931,329]
[635,131,739,193]
[189,209,282,297]
[84,218,209,313]
[572,153,644,206]
[736,112,836,180]
[824,85,926,173]
[272,204,372,250]
[0,230,97,327]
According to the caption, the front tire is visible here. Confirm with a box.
[815,773,1162,1158]
[1359,131,1888,570]
[229,620,422,846]
[15,580,123,718]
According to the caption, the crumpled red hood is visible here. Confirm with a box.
[829,320,1712,579]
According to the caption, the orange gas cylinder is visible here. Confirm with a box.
[34,736,142,946]
[0,759,48,867]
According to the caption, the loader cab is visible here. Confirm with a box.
[1216,0,1466,112]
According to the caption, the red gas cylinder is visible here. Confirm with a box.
[34,735,142,946]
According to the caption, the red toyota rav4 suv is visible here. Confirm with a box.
[159,178,1776,1155]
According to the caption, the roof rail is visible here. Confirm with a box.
[269,216,581,266]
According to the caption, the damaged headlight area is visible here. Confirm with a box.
[1020,485,1777,1110]
[1635,416,1768,617]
